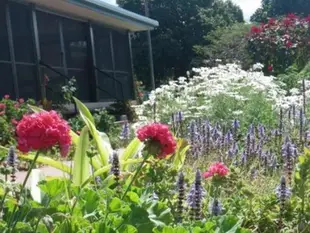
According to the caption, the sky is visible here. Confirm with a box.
[231,0,262,21]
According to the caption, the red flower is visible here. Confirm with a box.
[4,95,9,99]
[267,65,273,71]
[250,26,263,34]
[287,13,298,20]
[16,111,72,157]
[0,103,6,110]
[203,162,229,178]
[286,40,293,48]
[283,17,292,27]
[268,18,276,25]
[19,98,25,104]
[137,123,176,158]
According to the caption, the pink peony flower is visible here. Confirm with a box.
[16,111,72,157]
[4,95,9,99]
[19,98,25,104]
[0,103,6,110]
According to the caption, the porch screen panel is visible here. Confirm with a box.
[10,2,39,100]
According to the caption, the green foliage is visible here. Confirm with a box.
[193,23,253,69]
[119,0,243,86]
[251,0,310,22]
[0,97,35,146]
[277,62,310,91]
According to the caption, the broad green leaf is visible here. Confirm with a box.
[120,138,144,170]
[173,139,190,171]
[126,191,140,204]
[73,98,109,167]
[28,105,79,145]
[39,178,66,198]
[72,126,90,186]
[109,197,122,212]
[0,146,72,174]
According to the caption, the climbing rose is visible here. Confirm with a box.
[16,111,71,157]
[0,103,6,110]
[18,98,24,104]
[268,65,273,71]
[203,162,229,178]
[137,123,176,158]
[4,95,9,99]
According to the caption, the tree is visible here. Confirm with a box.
[251,0,310,23]
[193,23,253,69]
[118,0,243,88]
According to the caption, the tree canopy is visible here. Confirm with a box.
[118,0,243,87]
[251,0,310,22]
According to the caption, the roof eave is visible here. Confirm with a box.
[66,0,159,31]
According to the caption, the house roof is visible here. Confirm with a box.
[23,0,159,31]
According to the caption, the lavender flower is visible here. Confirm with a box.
[241,151,247,165]
[227,142,238,158]
[225,130,233,146]
[257,124,265,140]
[275,176,291,201]
[282,137,297,185]
[120,122,130,141]
[202,121,212,155]
[187,170,205,220]
[6,146,18,183]
[110,151,120,187]
[208,198,223,216]
[176,172,185,222]
[275,175,291,230]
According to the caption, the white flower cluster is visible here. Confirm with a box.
[135,63,305,123]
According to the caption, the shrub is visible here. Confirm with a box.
[247,14,310,74]
[0,95,35,146]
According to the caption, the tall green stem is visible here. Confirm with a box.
[121,153,149,200]
[8,151,40,233]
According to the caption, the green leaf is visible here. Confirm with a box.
[127,191,140,204]
[120,138,144,170]
[28,105,79,145]
[173,139,190,171]
[73,98,110,167]
[39,178,66,198]
[109,197,122,212]
[72,126,90,186]
[118,225,138,233]
[73,97,95,124]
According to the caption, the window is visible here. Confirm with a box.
[94,25,113,70]
[17,65,38,99]
[37,11,62,67]
[113,30,130,72]
[0,2,10,61]
[10,2,35,63]
[0,64,15,99]
[63,18,88,69]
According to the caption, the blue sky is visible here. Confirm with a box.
[231,0,261,21]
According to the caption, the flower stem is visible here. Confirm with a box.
[121,153,149,200]
[8,151,40,233]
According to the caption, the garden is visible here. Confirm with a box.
[1,1,310,232]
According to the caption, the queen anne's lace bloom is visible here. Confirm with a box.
[16,111,72,156]
[136,63,301,123]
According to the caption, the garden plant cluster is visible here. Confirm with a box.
[1,12,310,233]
